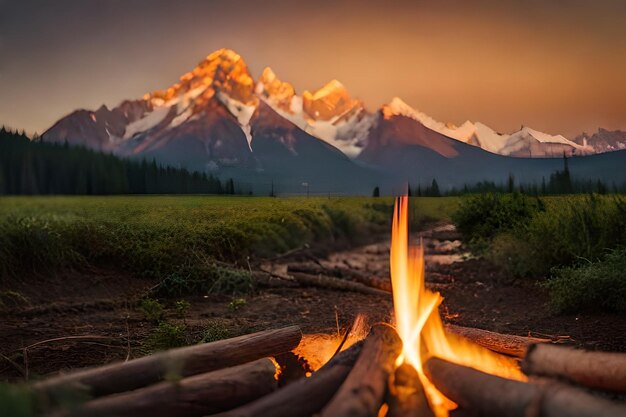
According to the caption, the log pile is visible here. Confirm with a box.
[29,324,626,417]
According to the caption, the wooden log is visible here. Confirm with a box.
[425,357,626,417]
[214,342,364,417]
[33,326,301,398]
[445,324,550,358]
[320,324,402,417]
[522,344,626,393]
[58,358,277,417]
[288,263,393,292]
[386,363,434,417]
[289,272,389,297]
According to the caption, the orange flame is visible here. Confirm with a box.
[390,196,525,416]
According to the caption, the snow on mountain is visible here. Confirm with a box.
[383,97,592,157]
[256,68,375,157]
[44,47,606,164]
[384,97,475,142]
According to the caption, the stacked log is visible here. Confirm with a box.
[425,357,626,417]
[522,344,626,393]
[26,323,626,417]
[34,326,302,398]
[445,324,551,358]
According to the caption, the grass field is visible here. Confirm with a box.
[0,196,458,293]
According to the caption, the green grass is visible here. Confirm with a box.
[453,193,626,312]
[0,196,456,293]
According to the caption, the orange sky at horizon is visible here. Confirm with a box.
[1,0,625,138]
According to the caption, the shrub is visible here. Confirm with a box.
[453,193,543,250]
[524,195,626,273]
[145,322,188,352]
[545,249,626,313]
[140,298,164,322]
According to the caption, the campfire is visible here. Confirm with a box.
[31,197,626,417]
[388,196,525,415]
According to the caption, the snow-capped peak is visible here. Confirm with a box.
[383,97,475,142]
[383,97,593,157]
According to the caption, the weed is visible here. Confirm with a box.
[140,298,163,323]
[0,290,30,311]
[174,300,190,319]
[228,298,246,311]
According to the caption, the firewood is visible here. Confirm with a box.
[386,363,434,417]
[523,344,626,393]
[445,324,550,358]
[33,326,301,398]
[289,272,389,296]
[425,357,626,417]
[320,324,402,417]
[55,358,278,417]
[288,263,393,292]
[214,342,364,417]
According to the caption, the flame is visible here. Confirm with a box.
[390,196,526,416]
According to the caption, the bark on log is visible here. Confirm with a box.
[289,272,389,297]
[425,357,626,417]
[214,342,364,417]
[61,358,277,417]
[33,326,301,398]
[386,363,434,417]
[445,324,550,358]
[523,344,626,393]
[320,324,402,417]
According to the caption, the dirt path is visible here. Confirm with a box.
[2,223,625,382]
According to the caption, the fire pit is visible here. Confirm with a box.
[31,197,626,417]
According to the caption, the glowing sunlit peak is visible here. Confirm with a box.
[390,196,526,416]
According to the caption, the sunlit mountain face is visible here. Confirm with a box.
[42,48,626,193]
[42,48,609,161]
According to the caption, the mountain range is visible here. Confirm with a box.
[42,48,626,194]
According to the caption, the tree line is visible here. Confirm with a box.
[0,127,239,195]
[373,155,624,197]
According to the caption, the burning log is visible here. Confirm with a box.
[386,363,434,417]
[215,342,364,417]
[523,344,626,393]
[34,326,301,398]
[289,272,389,297]
[320,324,402,417]
[58,358,278,417]
[445,324,550,358]
[425,357,626,417]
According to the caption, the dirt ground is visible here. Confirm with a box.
[1,223,625,382]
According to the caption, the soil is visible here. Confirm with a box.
[1,223,625,382]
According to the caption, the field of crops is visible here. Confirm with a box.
[0,196,458,289]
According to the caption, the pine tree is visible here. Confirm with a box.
[430,179,440,197]
[372,186,380,197]
[507,173,515,193]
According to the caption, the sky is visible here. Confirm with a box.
[1,0,625,138]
